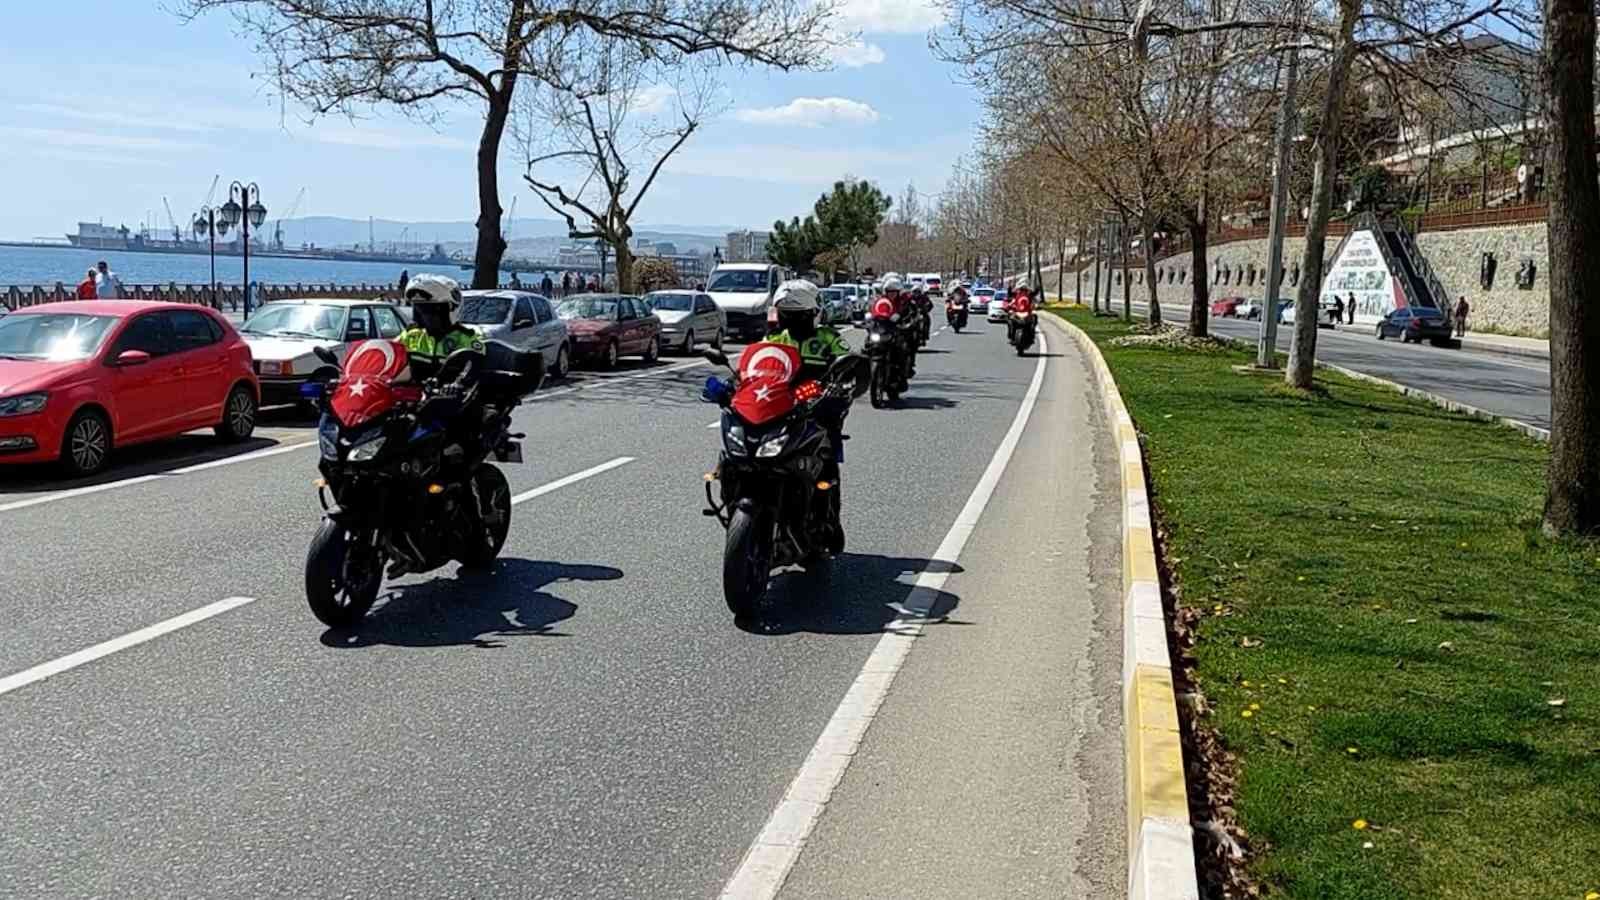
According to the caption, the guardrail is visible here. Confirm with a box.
[0,282,401,312]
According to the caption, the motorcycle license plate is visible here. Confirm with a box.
[497,442,524,464]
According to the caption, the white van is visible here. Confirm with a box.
[704,262,787,340]
[908,272,943,296]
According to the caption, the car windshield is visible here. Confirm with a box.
[241,303,348,340]
[646,293,693,312]
[820,289,844,302]
[558,298,619,321]
[459,296,513,324]
[707,270,768,293]
[974,289,995,297]
[0,313,117,361]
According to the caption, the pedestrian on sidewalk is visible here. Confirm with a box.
[398,269,410,296]
[1347,292,1357,324]
[541,273,553,296]
[1454,295,1470,337]
[95,260,123,299]
[562,272,572,297]
[76,268,98,299]
[1333,294,1345,326]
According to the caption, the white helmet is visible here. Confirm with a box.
[882,277,903,292]
[772,279,820,312]
[404,273,462,306]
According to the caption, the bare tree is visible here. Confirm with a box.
[181,0,834,289]
[1541,0,1600,536]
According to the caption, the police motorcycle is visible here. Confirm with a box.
[300,338,542,628]
[700,342,867,620]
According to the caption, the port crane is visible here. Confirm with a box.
[274,187,307,250]
[162,197,181,242]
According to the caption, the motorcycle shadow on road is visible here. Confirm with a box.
[319,558,623,650]
[738,553,967,636]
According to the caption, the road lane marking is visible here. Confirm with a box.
[0,597,256,698]
[0,441,318,515]
[706,421,721,429]
[720,330,1051,900]
[510,456,634,505]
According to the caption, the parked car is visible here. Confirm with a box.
[817,287,852,325]
[459,290,572,378]
[1280,299,1340,327]
[0,301,258,476]
[556,294,661,368]
[1210,296,1245,318]
[644,290,725,354]
[1235,299,1262,320]
[1376,305,1454,345]
[240,299,409,406]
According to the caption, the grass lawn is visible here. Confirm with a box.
[1051,308,1600,899]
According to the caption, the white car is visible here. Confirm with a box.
[1235,299,1262,320]
[817,287,852,325]
[987,298,1009,323]
[1280,299,1340,328]
[969,288,996,314]
[240,299,409,407]
[705,262,785,341]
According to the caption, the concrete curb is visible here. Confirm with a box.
[1317,362,1551,442]
[1046,315,1199,900]
[1457,335,1549,361]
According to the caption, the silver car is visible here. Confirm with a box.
[459,290,572,378]
[817,287,852,325]
[644,290,726,354]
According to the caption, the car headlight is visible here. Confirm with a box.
[723,423,748,456]
[348,434,387,462]
[0,392,47,417]
[756,431,789,458]
[317,417,339,460]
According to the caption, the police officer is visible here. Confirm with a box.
[399,273,485,399]
[765,279,851,551]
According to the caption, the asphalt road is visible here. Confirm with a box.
[0,318,1124,898]
[1091,300,1551,430]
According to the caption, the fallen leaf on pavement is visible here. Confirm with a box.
[1241,637,1263,648]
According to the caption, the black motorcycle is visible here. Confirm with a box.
[1009,307,1037,356]
[862,314,913,408]
[946,297,969,333]
[700,345,866,619]
[302,341,542,628]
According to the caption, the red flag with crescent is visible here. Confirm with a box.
[731,341,802,425]
[331,339,410,427]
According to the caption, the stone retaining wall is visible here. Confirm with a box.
[1066,222,1550,336]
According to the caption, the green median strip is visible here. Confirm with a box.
[1050,307,1600,900]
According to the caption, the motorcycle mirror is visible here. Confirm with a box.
[313,346,340,367]
[702,348,731,369]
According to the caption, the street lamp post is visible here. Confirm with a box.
[595,239,610,289]
[192,206,231,310]
[221,182,267,319]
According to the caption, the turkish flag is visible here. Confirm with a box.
[732,341,802,425]
[331,339,410,428]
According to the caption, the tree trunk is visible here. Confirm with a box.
[1119,210,1132,321]
[1542,0,1600,536]
[613,240,635,294]
[472,97,511,290]
[1287,0,1360,389]
[1143,213,1161,324]
[1188,215,1210,336]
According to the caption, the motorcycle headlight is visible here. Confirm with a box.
[317,416,339,460]
[756,431,789,458]
[348,434,387,462]
[869,331,884,343]
[723,422,748,456]
[0,392,47,417]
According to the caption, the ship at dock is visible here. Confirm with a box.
[61,222,458,266]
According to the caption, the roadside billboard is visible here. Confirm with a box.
[1320,230,1405,321]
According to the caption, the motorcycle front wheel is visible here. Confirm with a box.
[305,522,384,628]
[723,506,774,619]
[458,465,513,569]
[870,361,887,409]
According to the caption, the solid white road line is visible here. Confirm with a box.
[510,456,635,506]
[706,421,721,429]
[0,441,318,515]
[720,331,1051,900]
[0,596,256,698]
[170,440,317,474]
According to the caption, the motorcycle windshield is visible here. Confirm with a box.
[731,341,803,425]
[330,338,411,428]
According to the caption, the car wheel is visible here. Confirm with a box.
[645,335,660,363]
[604,339,620,369]
[60,408,111,477]
[215,384,258,442]
[1375,326,1385,340]
[683,330,695,354]
[550,342,571,379]
[712,329,724,350]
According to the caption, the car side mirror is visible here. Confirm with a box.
[313,346,340,366]
[702,348,731,369]
[114,349,150,367]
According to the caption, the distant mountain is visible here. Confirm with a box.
[275,216,738,251]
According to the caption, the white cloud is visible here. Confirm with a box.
[16,102,219,133]
[829,40,887,67]
[12,127,198,152]
[733,97,880,128]
[666,139,955,187]
[632,84,678,115]
[298,122,474,151]
[836,0,945,34]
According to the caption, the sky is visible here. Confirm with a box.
[0,1,984,242]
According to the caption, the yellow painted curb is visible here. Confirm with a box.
[1046,315,1199,900]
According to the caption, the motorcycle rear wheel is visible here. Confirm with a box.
[723,507,774,619]
[458,465,513,569]
[305,522,383,628]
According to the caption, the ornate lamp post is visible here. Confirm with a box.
[192,206,231,309]
[221,182,267,319]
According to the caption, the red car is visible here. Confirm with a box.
[1210,296,1245,318]
[0,301,259,476]
[556,294,661,368]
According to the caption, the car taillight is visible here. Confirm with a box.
[1410,319,1421,329]
[795,379,822,403]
